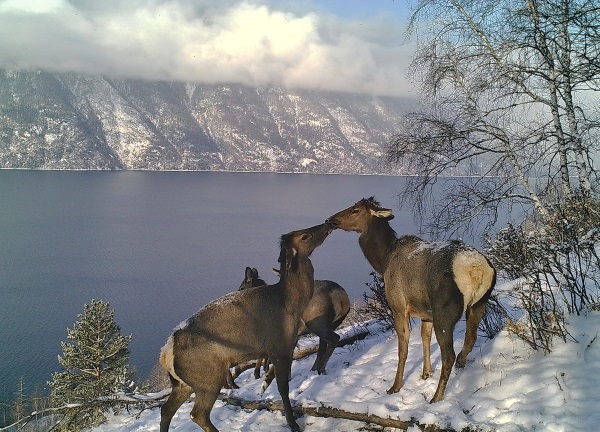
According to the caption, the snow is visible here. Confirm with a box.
[91,284,600,431]
[300,158,317,167]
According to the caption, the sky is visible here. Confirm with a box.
[0,0,417,98]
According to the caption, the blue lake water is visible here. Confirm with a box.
[0,170,492,405]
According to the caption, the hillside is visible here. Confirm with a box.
[0,69,415,174]
[91,290,600,431]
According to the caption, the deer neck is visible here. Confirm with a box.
[358,221,397,275]
[281,257,315,314]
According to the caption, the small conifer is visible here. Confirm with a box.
[49,299,133,430]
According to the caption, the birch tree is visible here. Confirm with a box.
[388,0,600,350]
[389,0,599,234]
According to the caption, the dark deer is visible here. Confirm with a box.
[327,197,496,403]
[233,266,350,389]
[223,267,268,388]
[159,223,332,432]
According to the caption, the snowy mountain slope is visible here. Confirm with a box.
[0,69,415,173]
[91,288,600,431]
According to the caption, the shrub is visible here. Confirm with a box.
[360,272,394,329]
[487,195,600,352]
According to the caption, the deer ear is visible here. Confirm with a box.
[370,208,394,220]
[244,267,253,281]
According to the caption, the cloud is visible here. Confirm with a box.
[0,0,416,97]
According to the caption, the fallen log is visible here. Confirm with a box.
[218,394,471,431]
[218,394,417,430]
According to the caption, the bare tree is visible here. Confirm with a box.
[389,0,599,235]
[388,0,600,351]
[10,377,27,427]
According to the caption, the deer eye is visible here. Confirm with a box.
[352,208,360,214]
[300,233,311,241]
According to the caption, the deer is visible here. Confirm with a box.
[231,266,350,390]
[326,197,496,403]
[223,267,268,389]
[159,223,332,432]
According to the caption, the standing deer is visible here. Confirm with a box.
[233,266,350,389]
[159,223,332,432]
[327,197,496,403]
[224,267,268,388]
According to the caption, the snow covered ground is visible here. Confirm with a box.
[92,285,600,432]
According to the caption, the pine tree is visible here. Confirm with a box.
[49,299,133,431]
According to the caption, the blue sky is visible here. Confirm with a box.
[0,0,417,97]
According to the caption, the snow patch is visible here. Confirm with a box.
[300,158,317,167]
[91,309,600,432]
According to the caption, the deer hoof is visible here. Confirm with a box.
[429,395,444,404]
[455,354,468,368]
[386,385,400,395]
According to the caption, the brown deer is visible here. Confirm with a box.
[159,223,332,432]
[233,266,350,390]
[327,197,496,403]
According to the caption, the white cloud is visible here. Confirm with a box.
[0,0,65,14]
[0,0,416,97]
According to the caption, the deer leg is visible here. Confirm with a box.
[430,298,463,403]
[314,312,348,374]
[190,388,222,432]
[261,365,276,393]
[189,365,227,432]
[254,358,265,379]
[430,324,455,403]
[224,367,239,389]
[261,350,289,393]
[160,376,193,432]
[271,356,300,432]
[421,320,433,380]
[311,338,328,372]
[456,292,490,368]
[306,316,341,374]
[313,331,340,374]
[387,313,410,394]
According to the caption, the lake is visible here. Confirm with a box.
[0,170,488,405]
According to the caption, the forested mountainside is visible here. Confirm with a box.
[0,69,415,174]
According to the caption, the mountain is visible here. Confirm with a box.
[0,69,415,174]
